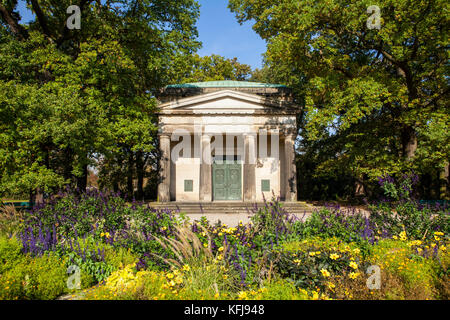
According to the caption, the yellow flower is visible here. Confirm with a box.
[349,261,358,270]
[320,269,331,277]
[238,291,248,300]
[203,243,208,248]
[330,253,340,260]
[309,252,316,257]
[434,231,444,236]
[399,231,407,241]
[218,247,224,252]
[312,291,319,300]
[293,259,301,264]
[349,272,359,279]
[166,273,174,279]
[409,240,422,246]
[352,248,360,255]
[440,245,446,251]
[182,265,190,272]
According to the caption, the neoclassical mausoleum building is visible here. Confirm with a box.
[156,81,300,203]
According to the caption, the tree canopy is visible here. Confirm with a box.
[229,0,449,199]
[0,0,257,201]
[0,0,201,200]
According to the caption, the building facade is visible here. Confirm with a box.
[157,81,299,203]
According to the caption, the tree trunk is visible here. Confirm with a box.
[76,163,88,194]
[354,179,365,197]
[401,125,417,159]
[135,151,145,200]
[127,152,134,200]
[440,161,449,200]
[29,189,35,208]
[63,147,73,184]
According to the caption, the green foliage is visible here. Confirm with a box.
[0,193,447,300]
[229,0,449,199]
[271,238,363,291]
[249,198,296,244]
[178,263,239,300]
[368,239,445,298]
[291,207,372,243]
[369,200,449,240]
[0,0,201,198]
[0,204,24,236]
[241,279,312,300]
[0,235,22,274]
[169,53,253,83]
[0,252,68,300]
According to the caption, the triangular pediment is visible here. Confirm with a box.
[158,90,296,115]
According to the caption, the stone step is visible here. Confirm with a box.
[148,202,316,215]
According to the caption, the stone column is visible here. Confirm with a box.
[200,134,212,202]
[158,133,171,202]
[284,133,297,202]
[243,133,256,202]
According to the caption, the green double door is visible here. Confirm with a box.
[212,159,242,201]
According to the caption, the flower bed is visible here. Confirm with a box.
[0,183,448,300]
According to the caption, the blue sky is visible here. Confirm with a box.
[196,0,266,69]
[16,0,266,69]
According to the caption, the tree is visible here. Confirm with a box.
[0,0,200,201]
[168,53,252,83]
[229,0,449,199]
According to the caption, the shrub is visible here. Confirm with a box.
[269,237,364,291]
[0,235,23,274]
[237,279,327,300]
[367,239,446,298]
[370,173,449,240]
[0,252,68,300]
[249,197,297,245]
[177,263,239,300]
[83,264,179,300]
[368,201,449,241]
[324,268,433,300]
[20,190,186,273]
[59,236,139,284]
[292,207,376,243]
[0,205,24,237]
